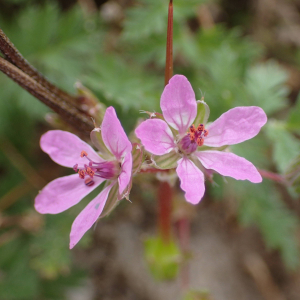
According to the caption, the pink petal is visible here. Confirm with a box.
[176,157,205,204]
[161,75,197,134]
[35,174,105,214]
[195,150,262,183]
[204,106,267,147]
[101,107,132,160]
[118,152,132,195]
[40,130,103,168]
[135,119,176,155]
[69,183,114,249]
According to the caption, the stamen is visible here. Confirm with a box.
[204,129,209,137]
[197,124,204,132]
[73,164,78,172]
[80,150,88,157]
[189,124,196,133]
[188,132,195,142]
[197,136,204,146]
[85,178,95,186]
[78,169,85,179]
[86,166,95,178]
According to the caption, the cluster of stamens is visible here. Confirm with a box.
[73,151,119,187]
[188,124,209,146]
[178,123,209,155]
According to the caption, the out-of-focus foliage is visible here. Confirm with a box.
[1,0,300,298]
[144,237,181,280]
[285,154,300,195]
[184,290,212,300]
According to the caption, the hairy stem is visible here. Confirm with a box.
[0,57,93,135]
[0,29,77,104]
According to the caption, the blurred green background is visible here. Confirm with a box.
[1,0,300,299]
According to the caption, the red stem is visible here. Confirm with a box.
[164,0,173,86]
[158,182,172,243]
[157,0,174,245]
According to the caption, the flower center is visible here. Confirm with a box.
[178,124,209,155]
[73,151,121,186]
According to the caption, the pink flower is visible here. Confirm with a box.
[35,107,132,249]
[135,75,267,204]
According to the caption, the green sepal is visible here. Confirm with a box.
[193,100,210,126]
[151,150,180,169]
[132,143,143,174]
[99,182,119,219]
[90,128,113,160]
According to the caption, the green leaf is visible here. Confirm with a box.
[244,61,289,114]
[85,54,162,111]
[0,241,39,300]
[231,180,299,270]
[287,92,300,134]
[285,154,300,194]
[265,120,300,173]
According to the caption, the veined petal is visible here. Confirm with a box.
[161,75,197,134]
[40,130,103,168]
[101,107,132,160]
[204,106,267,147]
[135,119,176,155]
[195,150,262,183]
[35,174,105,214]
[118,152,132,195]
[69,183,114,249]
[176,157,205,204]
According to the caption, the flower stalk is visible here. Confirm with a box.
[164,0,173,86]
[157,0,174,245]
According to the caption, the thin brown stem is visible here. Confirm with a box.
[0,57,93,136]
[0,29,77,105]
[1,138,47,190]
[0,182,33,212]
